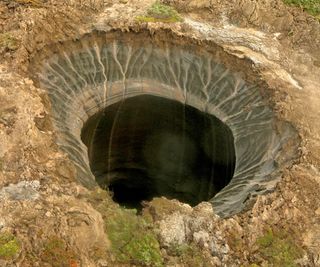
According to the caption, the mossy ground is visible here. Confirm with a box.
[136,2,183,23]
[106,208,163,266]
[88,191,216,266]
[0,33,20,53]
[167,243,211,267]
[0,233,20,260]
[88,190,305,267]
[283,0,320,19]
[254,228,303,266]
[40,236,78,267]
[89,188,163,266]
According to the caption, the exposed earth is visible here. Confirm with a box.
[0,0,320,266]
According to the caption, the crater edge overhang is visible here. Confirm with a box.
[30,30,299,218]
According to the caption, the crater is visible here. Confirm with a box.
[30,30,299,217]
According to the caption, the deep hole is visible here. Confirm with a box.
[81,95,236,209]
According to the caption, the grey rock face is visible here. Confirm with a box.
[158,212,187,246]
[33,32,297,217]
[0,180,40,201]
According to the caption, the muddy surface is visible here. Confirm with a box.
[0,0,320,266]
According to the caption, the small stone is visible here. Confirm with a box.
[0,180,40,201]
[221,243,230,255]
[97,259,109,267]
[211,256,221,266]
[23,79,33,85]
[193,231,210,248]
[158,213,187,246]
[193,202,214,214]
[0,219,5,230]
[45,211,51,217]
[211,239,229,259]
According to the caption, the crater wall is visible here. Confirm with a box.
[31,31,298,217]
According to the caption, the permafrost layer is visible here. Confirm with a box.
[32,32,297,217]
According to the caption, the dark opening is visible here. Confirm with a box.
[81,95,236,209]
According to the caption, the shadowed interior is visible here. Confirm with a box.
[82,95,236,209]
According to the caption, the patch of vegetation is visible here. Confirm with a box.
[168,243,210,267]
[136,2,183,23]
[89,189,212,266]
[40,236,78,267]
[283,0,320,19]
[105,208,163,266]
[86,188,163,265]
[0,33,20,52]
[89,244,109,263]
[256,228,303,267]
[0,233,20,260]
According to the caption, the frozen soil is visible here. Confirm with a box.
[0,0,320,266]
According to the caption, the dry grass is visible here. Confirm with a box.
[283,0,320,20]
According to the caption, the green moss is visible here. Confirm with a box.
[0,33,19,52]
[283,0,320,19]
[86,188,163,265]
[257,228,274,247]
[256,228,303,267]
[168,243,210,267]
[0,233,20,260]
[136,2,183,23]
[40,236,77,267]
[105,208,163,266]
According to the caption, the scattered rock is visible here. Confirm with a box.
[0,180,40,201]
[158,212,187,246]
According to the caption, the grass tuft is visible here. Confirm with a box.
[136,2,183,23]
[168,243,210,267]
[105,208,163,266]
[0,33,20,52]
[256,228,303,267]
[0,233,20,260]
[283,0,320,19]
[88,188,163,266]
[40,236,78,267]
